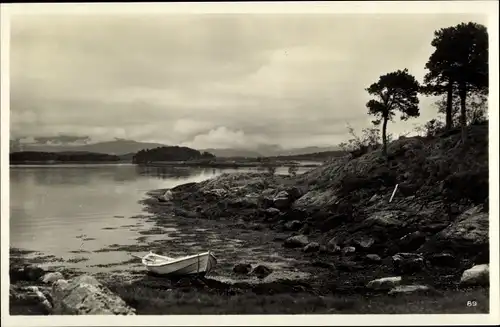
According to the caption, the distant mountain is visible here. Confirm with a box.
[200,145,342,158]
[11,139,169,156]
[11,138,342,159]
[10,151,121,163]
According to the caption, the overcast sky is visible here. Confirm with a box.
[10,13,488,149]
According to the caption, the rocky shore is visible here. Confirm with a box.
[10,125,490,315]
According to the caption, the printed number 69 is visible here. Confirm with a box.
[467,301,477,307]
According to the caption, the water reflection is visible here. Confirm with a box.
[9,163,317,270]
[135,165,201,179]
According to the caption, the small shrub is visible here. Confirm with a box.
[339,125,382,158]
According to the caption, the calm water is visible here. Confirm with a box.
[9,163,315,273]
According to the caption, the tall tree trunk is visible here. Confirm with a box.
[382,116,388,157]
[459,83,468,143]
[446,79,454,130]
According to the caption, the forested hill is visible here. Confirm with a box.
[132,146,215,164]
[10,151,121,163]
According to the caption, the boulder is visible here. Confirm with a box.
[41,271,65,284]
[392,253,425,275]
[303,242,320,253]
[284,220,303,231]
[437,206,488,248]
[251,265,273,279]
[283,235,309,248]
[10,285,53,315]
[233,263,252,274]
[366,276,402,291]
[460,264,489,286]
[52,275,135,315]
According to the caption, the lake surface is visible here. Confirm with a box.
[9,163,316,275]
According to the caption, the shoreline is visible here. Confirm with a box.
[9,125,490,314]
[10,161,322,169]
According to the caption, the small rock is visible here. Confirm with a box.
[159,190,173,202]
[41,272,65,284]
[388,285,431,295]
[369,194,378,202]
[460,264,489,286]
[365,254,382,263]
[233,263,252,274]
[303,242,320,253]
[392,253,425,275]
[283,235,309,248]
[342,246,356,255]
[284,220,303,231]
[366,276,402,290]
[353,237,375,250]
[251,265,273,279]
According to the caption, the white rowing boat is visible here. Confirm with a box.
[132,251,217,276]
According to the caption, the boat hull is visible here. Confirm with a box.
[143,252,217,277]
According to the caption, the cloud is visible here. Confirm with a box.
[9,13,489,149]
